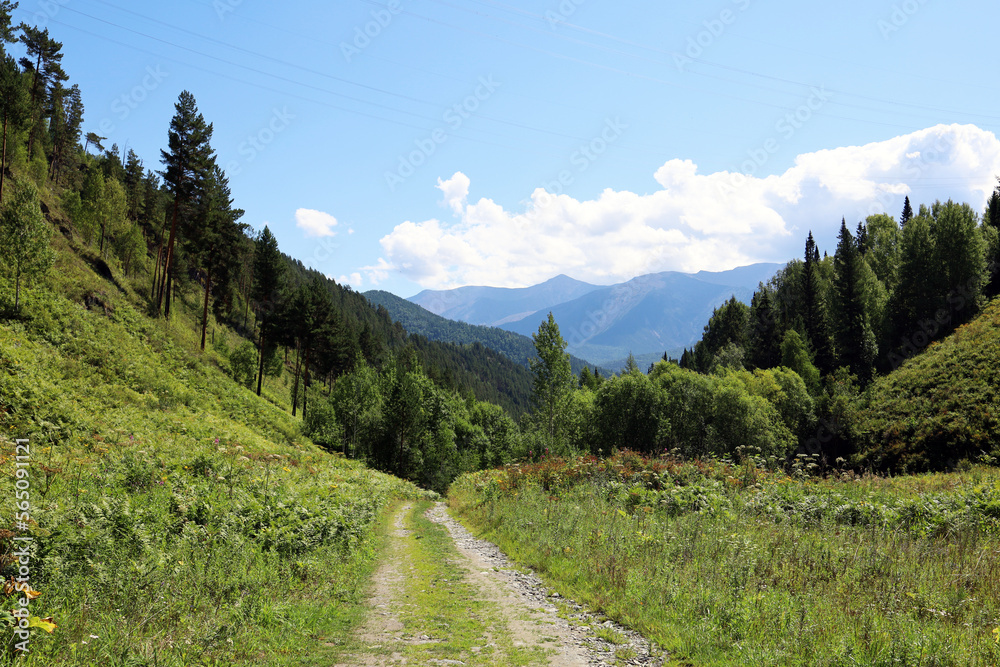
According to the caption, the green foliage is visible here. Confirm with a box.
[0,268,433,664]
[0,176,54,310]
[530,312,572,449]
[364,289,601,377]
[452,456,1000,666]
[858,298,1000,471]
[592,371,664,453]
[780,329,820,394]
[228,340,258,388]
[302,396,342,449]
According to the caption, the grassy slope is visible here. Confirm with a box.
[0,222,432,663]
[858,297,1000,471]
[451,454,1000,666]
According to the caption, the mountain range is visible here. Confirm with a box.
[407,263,783,366]
[364,290,609,377]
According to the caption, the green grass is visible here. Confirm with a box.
[322,500,552,666]
[0,260,433,663]
[859,297,1000,472]
[450,453,1000,666]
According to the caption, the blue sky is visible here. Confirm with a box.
[11,0,1000,297]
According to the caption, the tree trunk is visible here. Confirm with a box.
[157,197,180,316]
[151,210,168,301]
[0,115,7,205]
[200,265,212,351]
[291,341,301,417]
[302,346,311,419]
[164,266,173,319]
[256,329,266,397]
[26,52,42,158]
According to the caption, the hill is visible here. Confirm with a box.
[0,226,434,662]
[278,259,536,415]
[364,289,607,377]
[857,297,1000,470]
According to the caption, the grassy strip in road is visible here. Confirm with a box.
[328,501,553,666]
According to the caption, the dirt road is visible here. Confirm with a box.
[333,501,664,666]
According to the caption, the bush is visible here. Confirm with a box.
[303,398,343,449]
[230,341,258,388]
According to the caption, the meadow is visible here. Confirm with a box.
[450,451,1000,666]
[0,252,433,664]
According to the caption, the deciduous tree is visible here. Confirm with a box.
[0,177,53,309]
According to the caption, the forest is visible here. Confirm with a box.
[2,0,999,495]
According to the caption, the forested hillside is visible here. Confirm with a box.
[365,289,607,377]
[0,4,542,496]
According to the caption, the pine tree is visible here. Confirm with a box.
[47,82,83,183]
[0,1,18,52]
[623,352,640,375]
[83,131,106,155]
[748,286,781,369]
[18,26,66,158]
[985,184,1000,298]
[156,91,214,317]
[123,149,144,220]
[802,231,836,373]
[530,312,572,449]
[900,196,913,227]
[251,226,284,396]
[0,53,27,204]
[189,164,245,350]
[0,177,54,310]
[855,220,868,256]
[832,219,876,384]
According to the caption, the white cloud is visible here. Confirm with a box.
[295,208,339,237]
[361,258,393,286]
[370,124,1000,289]
[337,272,363,287]
[437,172,471,215]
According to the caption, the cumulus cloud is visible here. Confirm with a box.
[295,208,339,237]
[437,172,471,215]
[337,272,363,287]
[368,124,1000,289]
